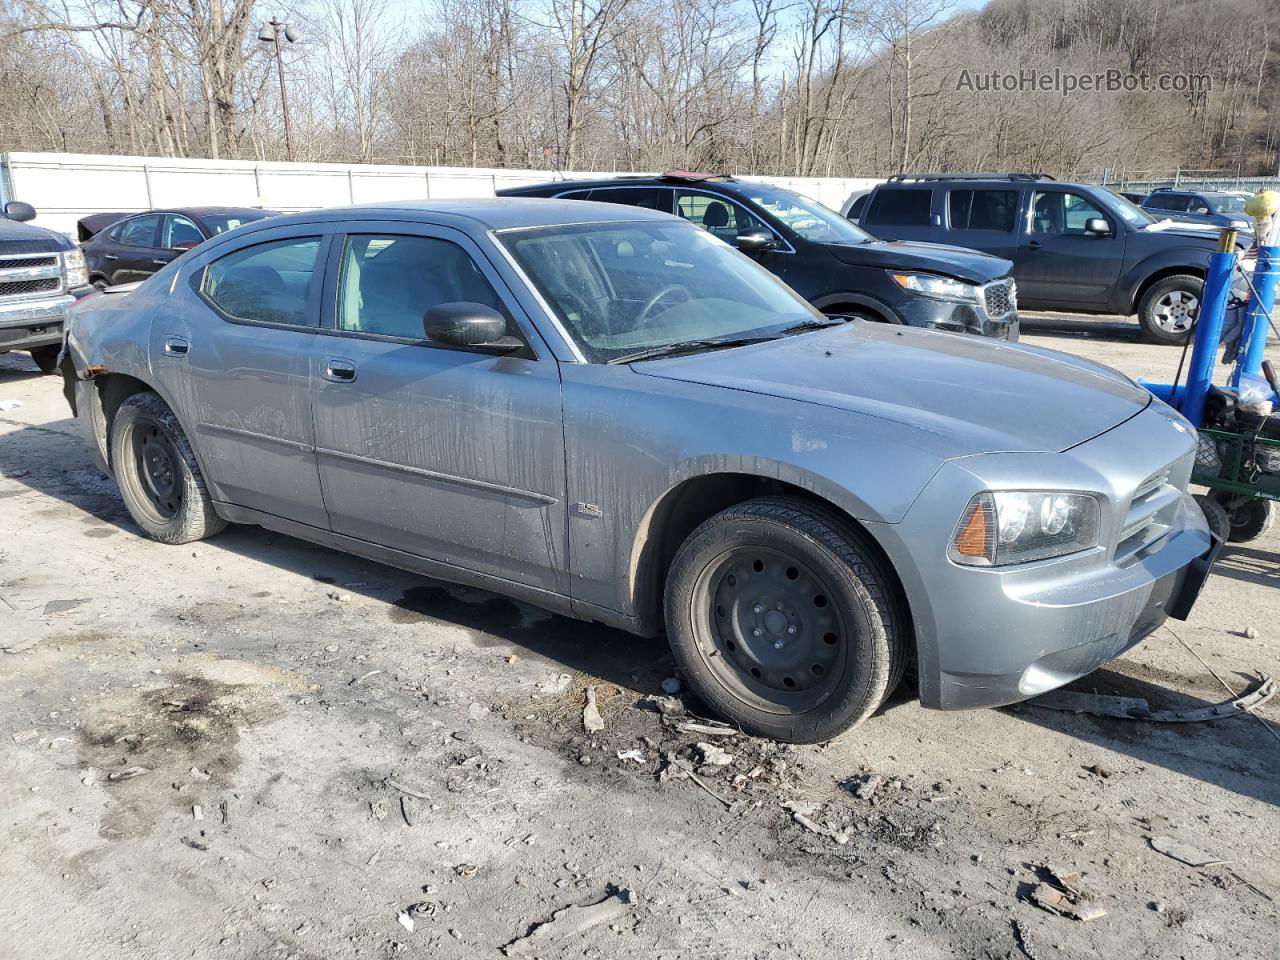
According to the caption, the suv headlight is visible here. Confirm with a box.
[949,491,1101,567]
[1229,219,1251,231]
[63,249,88,288]
[890,272,979,303]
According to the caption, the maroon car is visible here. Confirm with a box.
[80,206,276,289]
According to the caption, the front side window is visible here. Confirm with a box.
[163,215,204,249]
[1148,193,1188,212]
[674,190,766,243]
[499,221,820,363]
[739,184,873,245]
[865,189,932,227]
[948,189,1018,231]
[117,214,161,247]
[1212,194,1248,214]
[337,234,509,341]
[202,236,320,326]
[1031,192,1110,235]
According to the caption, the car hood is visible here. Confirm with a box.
[825,240,1012,283]
[0,217,71,250]
[635,323,1152,457]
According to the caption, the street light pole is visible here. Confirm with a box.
[259,17,297,162]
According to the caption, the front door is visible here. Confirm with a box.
[673,188,788,288]
[1015,189,1125,307]
[309,223,567,593]
[164,227,332,528]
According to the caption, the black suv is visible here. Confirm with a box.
[1140,189,1254,234]
[498,174,1019,339]
[853,174,1244,344]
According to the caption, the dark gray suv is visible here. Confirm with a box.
[855,174,1244,344]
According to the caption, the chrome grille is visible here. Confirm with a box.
[1115,467,1180,561]
[983,279,1016,317]
[0,255,57,270]
[0,277,59,298]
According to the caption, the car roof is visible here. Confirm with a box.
[244,197,674,232]
[874,177,1095,190]
[502,176,751,195]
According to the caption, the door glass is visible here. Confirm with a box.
[1031,192,1109,236]
[117,214,161,247]
[202,236,321,326]
[337,234,509,341]
[163,215,204,249]
[673,190,765,243]
[586,187,667,211]
[865,189,931,226]
[1150,193,1187,212]
[948,189,1017,231]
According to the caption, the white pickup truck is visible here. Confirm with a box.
[0,201,91,372]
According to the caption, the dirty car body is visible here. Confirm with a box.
[64,199,1215,740]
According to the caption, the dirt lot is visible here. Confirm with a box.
[1,319,1277,960]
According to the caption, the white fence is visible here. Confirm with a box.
[0,152,882,237]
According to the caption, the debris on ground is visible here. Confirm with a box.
[615,748,645,764]
[105,766,149,782]
[0,400,23,411]
[387,778,432,801]
[42,598,87,616]
[1028,675,1275,722]
[11,729,38,744]
[1030,867,1106,921]
[694,742,734,766]
[846,773,884,800]
[676,720,736,737]
[1245,626,1259,639]
[396,910,415,933]
[781,800,849,845]
[642,695,684,717]
[502,888,634,956]
[660,677,681,694]
[582,686,605,733]
[189,766,211,782]
[1150,835,1229,868]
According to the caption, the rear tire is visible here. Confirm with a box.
[109,392,226,544]
[1138,274,1203,345]
[29,345,60,374]
[664,497,905,743]
[1212,494,1274,543]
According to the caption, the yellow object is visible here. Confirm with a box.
[1244,190,1279,218]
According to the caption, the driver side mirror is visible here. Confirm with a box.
[1084,218,1112,237]
[735,229,779,254]
[423,302,521,352]
[3,201,36,223]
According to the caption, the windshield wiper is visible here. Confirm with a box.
[779,316,848,335]
[606,336,777,365]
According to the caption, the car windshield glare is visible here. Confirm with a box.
[1105,192,1156,226]
[741,185,873,245]
[1213,194,1249,214]
[498,221,822,363]
[203,212,270,235]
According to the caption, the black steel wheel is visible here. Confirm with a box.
[665,497,905,743]
[109,392,226,544]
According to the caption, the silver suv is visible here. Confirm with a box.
[64,199,1216,742]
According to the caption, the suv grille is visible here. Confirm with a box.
[0,277,60,298]
[0,255,57,270]
[984,279,1016,317]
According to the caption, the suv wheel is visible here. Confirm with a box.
[664,497,906,743]
[109,392,227,544]
[1138,275,1203,345]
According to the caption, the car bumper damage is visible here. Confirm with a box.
[0,292,73,351]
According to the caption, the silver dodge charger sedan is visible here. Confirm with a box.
[63,199,1217,742]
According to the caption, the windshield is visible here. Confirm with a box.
[202,211,273,235]
[1101,191,1156,227]
[739,184,873,245]
[499,221,823,363]
[1211,194,1249,214]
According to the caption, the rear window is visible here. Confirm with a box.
[948,189,1018,231]
[865,189,931,227]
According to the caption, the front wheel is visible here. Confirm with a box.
[664,497,906,743]
[109,392,227,544]
[1138,275,1203,345]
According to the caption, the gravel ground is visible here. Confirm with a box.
[1,322,1277,960]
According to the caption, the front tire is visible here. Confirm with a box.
[109,392,227,544]
[29,345,60,374]
[1138,275,1203,345]
[1212,494,1274,543]
[664,497,905,743]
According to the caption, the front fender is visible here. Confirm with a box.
[810,290,905,323]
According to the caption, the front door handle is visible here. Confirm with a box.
[104,254,119,261]
[162,336,189,357]
[324,358,357,383]
[1027,240,1042,249]
[152,258,171,266]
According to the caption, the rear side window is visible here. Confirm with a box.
[948,190,1018,231]
[586,187,668,211]
[1148,193,1188,212]
[202,236,321,326]
[865,189,931,227]
[336,234,510,342]
[116,214,161,247]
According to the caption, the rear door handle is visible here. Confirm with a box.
[104,254,119,261]
[163,337,189,357]
[324,358,357,382]
[152,258,171,266]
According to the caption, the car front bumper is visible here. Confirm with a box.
[0,292,75,352]
[867,404,1213,710]
[896,295,1019,340]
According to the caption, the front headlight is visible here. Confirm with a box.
[63,249,88,288]
[890,271,979,303]
[949,490,1101,567]
[1229,219,1251,231]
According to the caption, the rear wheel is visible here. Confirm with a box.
[1138,274,1203,345]
[109,392,226,544]
[29,345,60,374]
[664,497,905,743]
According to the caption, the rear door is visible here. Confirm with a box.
[861,187,935,241]
[942,187,1022,261]
[308,221,568,593]
[109,214,166,284]
[1015,188,1125,307]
